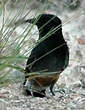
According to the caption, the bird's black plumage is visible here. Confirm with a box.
[23,14,69,97]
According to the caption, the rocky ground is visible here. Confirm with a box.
[0,83,85,110]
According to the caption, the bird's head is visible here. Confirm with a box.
[26,14,62,33]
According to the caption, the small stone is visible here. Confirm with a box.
[78,37,85,45]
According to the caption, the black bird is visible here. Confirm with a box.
[23,14,69,97]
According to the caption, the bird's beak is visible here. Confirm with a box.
[25,18,36,24]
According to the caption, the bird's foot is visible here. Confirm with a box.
[55,88,65,94]
[23,88,31,96]
[33,90,46,98]
[50,88,55,96]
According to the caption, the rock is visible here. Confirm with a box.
[0,100,7,110]
[78,37,85,45]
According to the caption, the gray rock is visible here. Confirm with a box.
[0,100,7,110]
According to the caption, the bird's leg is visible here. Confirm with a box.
[23,77,33,96]
[30,88,34,97]
[50,83,55,96]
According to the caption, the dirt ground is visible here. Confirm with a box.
[0,0,85,110]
